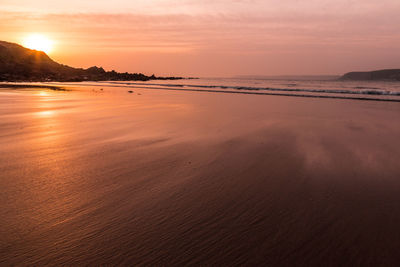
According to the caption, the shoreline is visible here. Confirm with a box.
[2,81,400,102]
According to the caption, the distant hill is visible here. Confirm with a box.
[340,69,400,81]
[0,40,182,82]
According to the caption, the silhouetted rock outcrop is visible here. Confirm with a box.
[340,69,400,81]
[0,40,183,82]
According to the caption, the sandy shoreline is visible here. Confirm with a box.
[1,85,400,265]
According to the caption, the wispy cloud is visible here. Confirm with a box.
[1,0,400,75]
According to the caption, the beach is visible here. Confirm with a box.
[1,82,400,265]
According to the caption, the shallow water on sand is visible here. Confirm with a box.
[1,84,400,265]
[50,77,400,101]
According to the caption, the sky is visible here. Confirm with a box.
[1,0,400,77]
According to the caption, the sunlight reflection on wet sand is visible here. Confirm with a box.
[1,85,400,265]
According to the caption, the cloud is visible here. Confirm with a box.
[1,0,400,75]
[2,10,399,51]
[2,0,400,15]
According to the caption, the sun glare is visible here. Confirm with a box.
[22,34,54,54]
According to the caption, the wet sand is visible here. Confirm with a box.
[1,85,400,265]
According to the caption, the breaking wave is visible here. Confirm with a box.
[108,81,400,97]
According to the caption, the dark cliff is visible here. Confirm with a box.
[0,40,182,82]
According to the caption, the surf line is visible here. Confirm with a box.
[45,82,400,102]
[121,84,400,102]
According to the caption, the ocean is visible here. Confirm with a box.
[53,76,400,101]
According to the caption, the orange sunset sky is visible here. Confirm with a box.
[2,0,400,77]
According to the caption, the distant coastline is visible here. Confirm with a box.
[340,69,400,81]
[0,40,187,82]
[2,40,399,83]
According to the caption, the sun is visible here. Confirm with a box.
[22,34,54,54]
